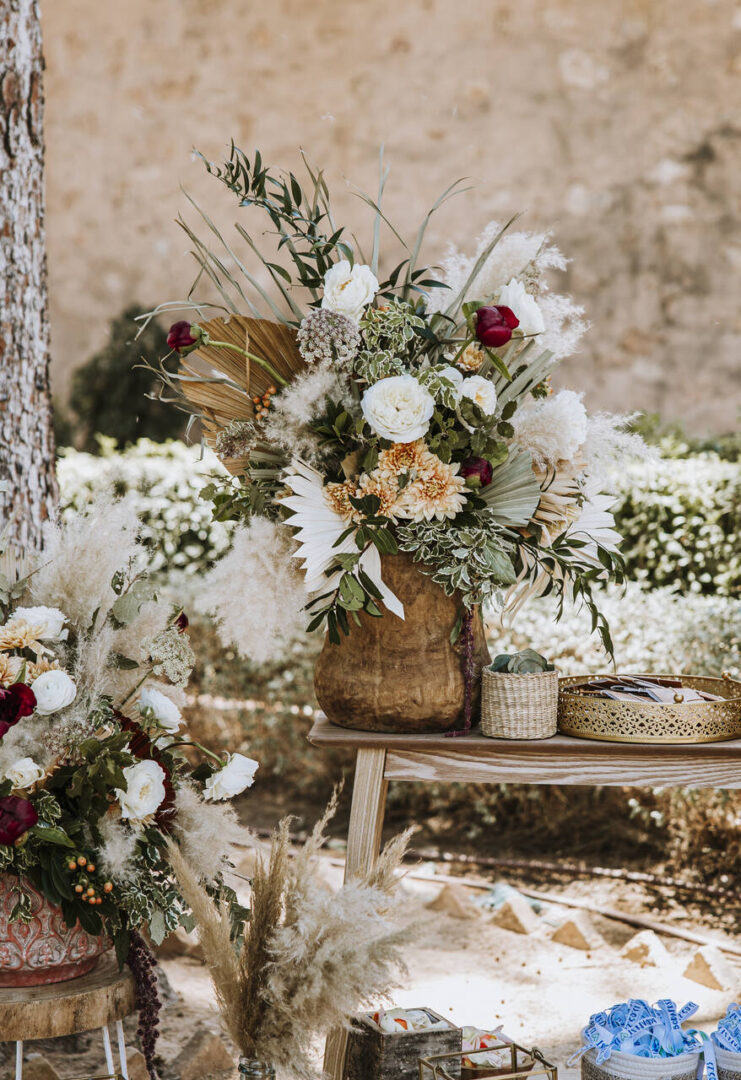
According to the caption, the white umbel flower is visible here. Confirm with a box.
[497,278,545,336]
[281,460,405,619]
[321,260,379,323]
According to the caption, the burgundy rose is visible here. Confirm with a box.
[0,683,36,739]
[475,305,519,349]
[0,795,38,845]
[460,457,494,489]
[166,321,201,355]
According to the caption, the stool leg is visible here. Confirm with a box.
[15,1040,22,1080]
[102,1025,116,1076]
[116,1019,129,1079]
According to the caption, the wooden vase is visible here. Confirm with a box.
[314,553,491,733]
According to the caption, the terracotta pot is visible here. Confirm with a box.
[0,873,109,986]
[314,552,491,733]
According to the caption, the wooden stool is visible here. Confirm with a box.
[0,954,137,1079]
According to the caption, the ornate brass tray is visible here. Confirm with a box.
[558,673,741,744]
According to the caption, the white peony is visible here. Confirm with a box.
[4,757,44,789]
[361,375,435,443]
[459,375,498,416]
[116,759,167,821]
[31,670,77,715]
[12,606,68,641]
[140,687,182,734]
[321,260,379,323]
[203,753,259,801]
[497,278,546,337]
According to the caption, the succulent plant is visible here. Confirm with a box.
[489,648,555,674]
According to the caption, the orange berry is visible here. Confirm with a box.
[75,884,84,894]
[103,882,113,894]
[68,861,77,871]
[86,863,95,872]
[77,855,86,866]
[86,887,95,897]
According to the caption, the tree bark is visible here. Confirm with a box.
[0,0,57,554]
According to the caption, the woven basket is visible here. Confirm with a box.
[581,1049,700,1080]
[480,669,559,740]
[716,1046,741,1080]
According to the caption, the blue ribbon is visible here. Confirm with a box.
[712,1004,741,1054]
[568,1000,704,1067]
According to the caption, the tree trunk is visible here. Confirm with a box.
[0,0,57,554]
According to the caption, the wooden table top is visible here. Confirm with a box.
[308,716,741,788]
[0,953,135,1042]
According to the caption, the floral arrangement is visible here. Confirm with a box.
[0,497,257,1076]
[145,146,649,685]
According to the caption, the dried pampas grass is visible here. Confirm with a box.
[173,783,252,882]
[168,793,414,1078]
[32,493,144,628]
[197,518,307,666]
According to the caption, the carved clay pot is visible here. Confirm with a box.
[0,874,109,986]
[314,552,491,733]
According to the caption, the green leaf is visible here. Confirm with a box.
[30,824,75,849]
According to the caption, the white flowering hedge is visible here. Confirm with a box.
[613,454,740,596]
[57,439,234,575]
[57,439,740,596]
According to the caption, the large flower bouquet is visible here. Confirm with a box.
[0,498,255,978]
[148,147,645,702]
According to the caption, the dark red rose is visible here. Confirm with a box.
[0,683,36,739]
[0,795,39,845]
[166,321,201,355]
[475,305,519,349]
[174,611,189,633]
[460,457,494,489]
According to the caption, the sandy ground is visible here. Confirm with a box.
[3,855,736,1080]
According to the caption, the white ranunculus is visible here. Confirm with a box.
[116,759,167,820]
[459,375,498,416]
[497,278,546,337]
[361,375,435,443]
[321,260,379,323]
[4,757,45,790]
[438,365,464,388]
[12,606,68,641]
[31,670,77,715]
[203,753,259,801]
[140,687,182,734]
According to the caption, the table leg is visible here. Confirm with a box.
[344,747,388,882]
[324,747,389,1080]
[15,1041,22,1080]
[116,1019,129,1079]
[102,1025,115,1076]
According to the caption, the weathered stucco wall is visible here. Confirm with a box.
[43,0,741,431]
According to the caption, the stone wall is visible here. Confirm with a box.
[43,0,741,431]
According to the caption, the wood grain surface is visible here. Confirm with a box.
[0,953,135,1041]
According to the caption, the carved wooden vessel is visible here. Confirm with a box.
[314,553,490,733]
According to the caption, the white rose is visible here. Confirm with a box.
[203,753,259,801]
[4,757,44,790]
[116,759,167,821]
[321,260,379,323]
[361,375,435,443]
[438,365,463,388]
[140,687,182,734]
[459,375,498,416]
[12,606,68,641]
[497,278,545,337]
[31,670,77,715]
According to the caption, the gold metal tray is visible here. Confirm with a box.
[558,673,741,744]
